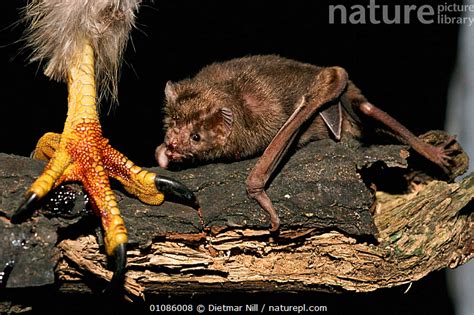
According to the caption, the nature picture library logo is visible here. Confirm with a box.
[329,0,474,26]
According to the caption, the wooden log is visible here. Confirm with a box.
[0,131,472,301]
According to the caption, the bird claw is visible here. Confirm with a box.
[154,176,199,209]
[10,192,39,224]
[103,243,127,294]
[154,176,203,225]
[11,40,201,295]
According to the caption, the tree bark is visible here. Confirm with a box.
[0,131,472,300]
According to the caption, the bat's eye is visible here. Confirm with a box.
[191,133,201,142]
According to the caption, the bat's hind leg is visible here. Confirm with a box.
[358,102,455,173]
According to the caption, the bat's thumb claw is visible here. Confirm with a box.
[269,217,281,233]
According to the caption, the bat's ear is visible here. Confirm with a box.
[319,102,342,141]
[220,107,233,133]
[165,81,178,102]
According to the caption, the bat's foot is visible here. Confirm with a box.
[417,135,457,173]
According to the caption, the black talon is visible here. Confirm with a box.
[103,243,127,294]
[10,192,39,223]
[155,176,200,209]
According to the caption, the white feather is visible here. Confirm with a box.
[24,0,142,103]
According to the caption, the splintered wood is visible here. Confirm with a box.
[57,236,144,300]
[56,175,473,297]
[1,131,471,297]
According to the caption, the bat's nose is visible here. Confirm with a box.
[167,140,178,150]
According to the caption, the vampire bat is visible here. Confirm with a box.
[155,55,454,231]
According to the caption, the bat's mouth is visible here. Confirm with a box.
[155,144,191,168]
[166,150,186,161]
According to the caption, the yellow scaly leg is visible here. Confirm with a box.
[12,40,199,287]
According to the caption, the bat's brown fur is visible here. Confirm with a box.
[157,55,455,231]
[156,55,364,167]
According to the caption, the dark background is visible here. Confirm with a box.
[1,1,459,166]
[0,0,461,314]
